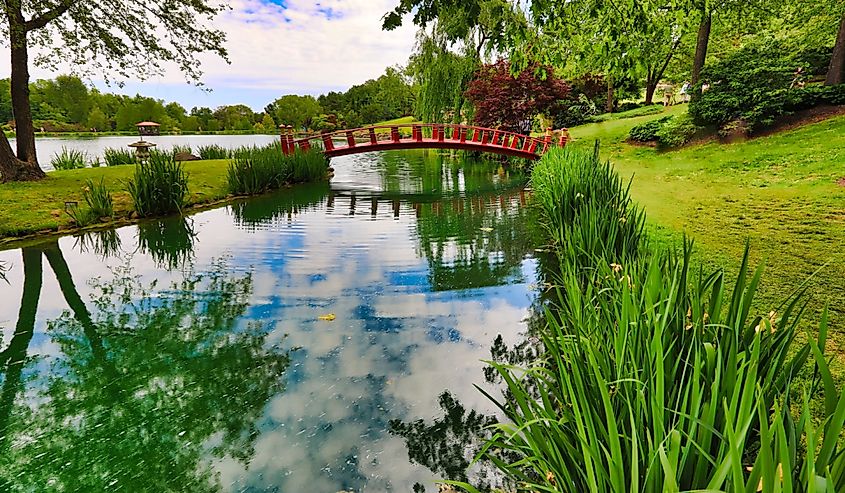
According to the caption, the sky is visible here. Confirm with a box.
[0,0,418,111]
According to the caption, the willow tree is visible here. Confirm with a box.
[406,35,477,123]
[383,0,516,123]
[0,0,229,182]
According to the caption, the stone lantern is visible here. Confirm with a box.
[128,140,157,163]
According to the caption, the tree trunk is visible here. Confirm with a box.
[826,13,845,86]
[691,9,712,85]
[0,132,40,182]
[1,17,45,181]
[645,79,657,105]
[0,248,42,451]
[44,243,110,364]
[606,77,614,113]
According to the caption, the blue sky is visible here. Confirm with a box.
[1,0,417,111]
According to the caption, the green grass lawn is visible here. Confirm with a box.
[570,106,845,376]
[0,160,231,242]
[372,116,420,127]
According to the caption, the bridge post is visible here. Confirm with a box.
[413,124,422,142]
[510,135,520,149]
[432,124,439,141]
[502,134,511,148]
[481,130,489,145]
[280,125,288,154]
[321,132,335,151]
[472,128,481,142]
[391,126,400,143]
[287,126,296,154]
[369,128,378,145]
[521,136,532,151]
[346,130,356,148]
[459,126,467,143]
[491,130,501,146]
[437,125,445,142]
[528,140,539,154]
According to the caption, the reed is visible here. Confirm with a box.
[452,146,845,492]
[126,152,189,217]
[197,144,232,160]
[171,144,193,156]
[83,177,113,219]
[50,147,87,170]
[226,143,326,196]
[104,147,136,167]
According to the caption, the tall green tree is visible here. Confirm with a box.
[0,0,229,182]
[86,105,107,131]
[267,95,321,131]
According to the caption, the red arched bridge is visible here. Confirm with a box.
[279,124,567,160]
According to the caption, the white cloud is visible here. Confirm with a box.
[0,0,417,106]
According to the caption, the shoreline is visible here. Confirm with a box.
[0,159,329,249]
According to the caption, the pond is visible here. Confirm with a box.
[10,134,281,171]
[0,149,542,492]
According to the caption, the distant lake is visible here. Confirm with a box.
[9,134,281,170]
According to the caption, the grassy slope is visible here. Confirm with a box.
[0,160,230,240]
[570,105,845,374]
[372,116,420,126]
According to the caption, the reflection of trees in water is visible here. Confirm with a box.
[414,189,535,292]
[73,229,123,260]
[378,151,527,197]
[390,261,559,491]
[390,392,501,492]
[230,182,330,229]
[136,216,198,270]
[0,242,290,492]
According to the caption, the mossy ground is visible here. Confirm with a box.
[570,104,845,378]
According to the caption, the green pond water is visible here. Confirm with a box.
[0,150,541,492]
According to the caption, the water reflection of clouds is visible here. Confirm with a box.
[213,195,533,491]
[0,151,536,492]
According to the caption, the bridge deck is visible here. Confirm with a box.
[280,123,560,161]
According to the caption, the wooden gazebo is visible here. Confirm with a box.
[137,121,161,137]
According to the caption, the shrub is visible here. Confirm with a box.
[785,84,845,110]
[628,116,671,142]
[127,152,189,217]
[689,42,842,132]
[552,94,600,128]
[466,60,571,132]
[104,148,136,167]
[655,114,701,148]
[197,144,232,160]
[51,148,87,170]
[227,143,326,196]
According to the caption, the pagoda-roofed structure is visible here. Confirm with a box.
[137,121,161,136]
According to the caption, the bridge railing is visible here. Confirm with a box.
[279,123,554,158]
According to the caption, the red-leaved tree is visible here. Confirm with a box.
[465,61,571,133]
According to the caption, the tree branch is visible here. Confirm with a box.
[24,0,77,32]
[654,34,683,83]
